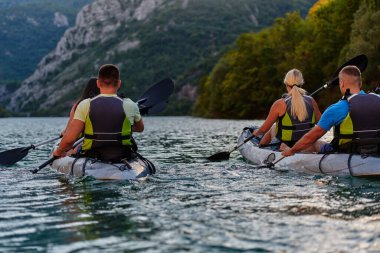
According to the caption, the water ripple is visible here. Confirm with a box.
[0,117,380,252]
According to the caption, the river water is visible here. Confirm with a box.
[0,117,379,252]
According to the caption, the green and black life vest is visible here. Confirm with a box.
[275,95,315,145]
[82,95,132,153]
[334,93,380,151]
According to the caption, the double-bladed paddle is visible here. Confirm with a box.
[31,137,84,174]
[33,78,175,172]
[137,78,174,115]
[207,54,369,162]
[0,136,62,166]
[207,135,258,162]
[310,54,368,96]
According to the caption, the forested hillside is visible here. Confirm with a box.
[0,0,91,82]
[6,0,316,116]
[193,0,380,119]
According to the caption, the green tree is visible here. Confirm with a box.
[346,0,380,89]
[194,12,308,118]
[194,0,373,119]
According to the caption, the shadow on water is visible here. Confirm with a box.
[1,173,157,252]
[47,177,158,252]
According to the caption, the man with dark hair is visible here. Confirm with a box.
[282,65,380,156]
[98,64,120,85]
[53,64,144,161]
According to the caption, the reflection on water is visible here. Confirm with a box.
[0,117,379,252]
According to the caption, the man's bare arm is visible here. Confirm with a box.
[53,119,84,157]
[282,125,326,156]
[132,118,144,132]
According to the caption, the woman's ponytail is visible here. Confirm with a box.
[283,69,307,122]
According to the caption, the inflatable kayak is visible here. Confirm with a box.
[238,127,380,177]
[50,144,155,180]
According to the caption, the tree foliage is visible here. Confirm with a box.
[346,0,380,88]
[0,0,91,82]
[194,0,378,119]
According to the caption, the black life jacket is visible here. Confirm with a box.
[82,95,133,161]
[334,93,380,153]
[275,95,315,144]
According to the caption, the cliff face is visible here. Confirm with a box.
[7,0,316,115]
[8,0,159,113]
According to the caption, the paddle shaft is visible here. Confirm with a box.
[309,83,329,97]
[32,136,62,149]
[272,156,285,165]
[0,135,64,166]
[309,55,367,97]
[231,134,256,152]
[35,157,57,172]
[32,137,84,173]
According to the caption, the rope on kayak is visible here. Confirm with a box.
[70,153,156,175]
[70,156,94,176]
[135,152,156,174]
[82,158,91,177]
[347,154,354,176]
[318,154,329,174]
[104,161,128,171]
[70,157,81,176]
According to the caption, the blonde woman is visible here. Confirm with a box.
[253,69,321,149]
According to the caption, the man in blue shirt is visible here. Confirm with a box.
[282,65,373,156]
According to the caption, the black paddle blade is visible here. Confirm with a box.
[137,78,174,115]
[146,101,167,114]
[329,54,368,86]
[0,147,29,166]
[207,151,231,161]
[138,101,168,115]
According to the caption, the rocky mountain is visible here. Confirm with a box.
[6,0,317,116]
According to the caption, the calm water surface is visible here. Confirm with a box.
[0,117,380,252]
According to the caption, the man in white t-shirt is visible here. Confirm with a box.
[53,64,144,161]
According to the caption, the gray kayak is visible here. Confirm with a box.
[238,128,380,177]
[50,145,155,180]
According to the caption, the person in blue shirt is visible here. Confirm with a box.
[282,65,380,156]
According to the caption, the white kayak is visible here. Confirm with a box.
[238,127,380,177]
[51,149,155,180]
